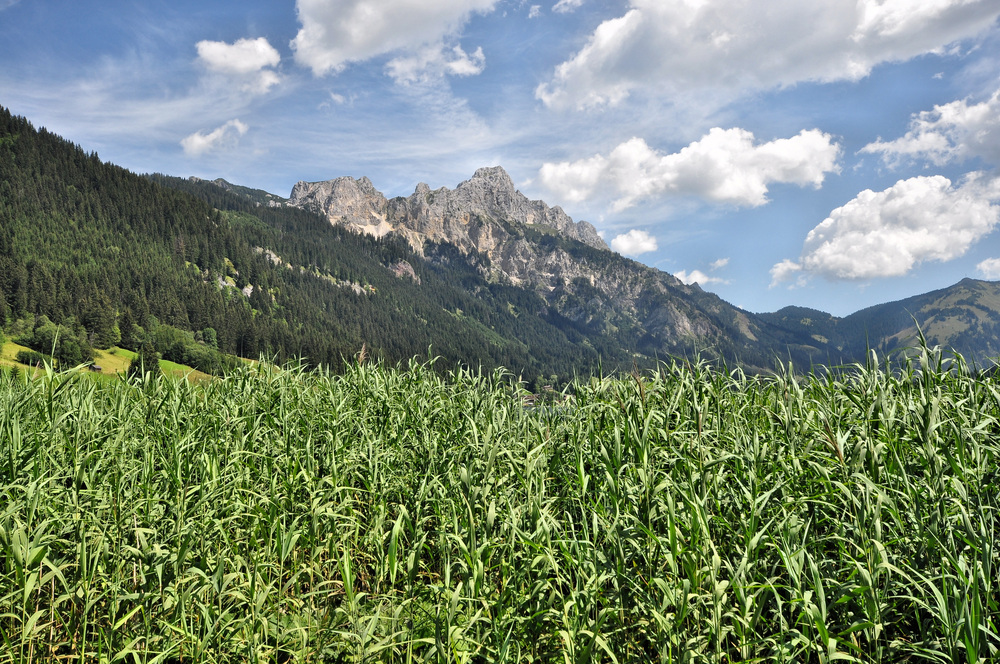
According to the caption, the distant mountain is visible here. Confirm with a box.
[190,176,288,208]
[762,278,1000,368]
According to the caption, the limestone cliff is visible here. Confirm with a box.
[290,167,604,250]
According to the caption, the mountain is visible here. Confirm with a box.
[3,102,999,377]
[289,166,607,258]
[761,278,1000,367]
[0,104,651,382]
[286,169,1000,370]
[288,167,835,370]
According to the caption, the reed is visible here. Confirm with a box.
[0,347,997,662]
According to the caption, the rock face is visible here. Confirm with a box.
[288,166,807,368]
[289,176,393,237]
[290,167,647,305]
[290,167,605,250]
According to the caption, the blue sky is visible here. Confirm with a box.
[2,0,1000,316]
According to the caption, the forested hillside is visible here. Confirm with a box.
[0,106,631,382]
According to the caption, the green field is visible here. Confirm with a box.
[0,348,998,662]
[0,343,210,383]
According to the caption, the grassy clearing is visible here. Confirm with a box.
[1,343,210,383]
[0,348,998,662]
[0,341,35,371]
[91,348,133,376]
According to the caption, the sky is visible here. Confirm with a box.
[2,0,1000,317]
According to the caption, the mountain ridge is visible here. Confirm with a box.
[195,162,1000,370]
[211,163,1000,370]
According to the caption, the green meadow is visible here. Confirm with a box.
[1,348,998,662]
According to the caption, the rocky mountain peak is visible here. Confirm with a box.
[468,165,515,192]
[288,166,609,277]
[289,176,391,236]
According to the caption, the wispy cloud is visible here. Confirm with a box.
[181,119,249,156]
[552,0,584,14]
[709,257,730,270]
[386,43,485,85]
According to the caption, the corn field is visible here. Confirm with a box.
[1,348,998,663]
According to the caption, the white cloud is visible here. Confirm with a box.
[247,70,281,95]
[539,127,840,210]
[677,256,730,285]
[675,269,728,286]
[977,257,1000,279]
[291,0,497,77]
[386,44,485,84]
[528,5,541,19]
[196,37,282,94]
[861,89,1000,166]
[611,229,658,255]
[536,0,1000,110]
[180,119,249,156]
[709,257,730,270]
[772,173,1000,283]
[197,38,280,74]
[552,0,583,13]
[769,259,805,288]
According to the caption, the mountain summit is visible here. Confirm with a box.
[289,166,606,261]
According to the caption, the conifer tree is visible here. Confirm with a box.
[128,338,161,379]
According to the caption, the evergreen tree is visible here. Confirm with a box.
[81,292,118,349]
[128,338,161,379]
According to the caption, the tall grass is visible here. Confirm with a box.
[1,347,998,662]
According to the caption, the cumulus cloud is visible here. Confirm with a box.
[528,5,541,19]
[861,89,1000,166]
[769,259,806,288]
[552,0,584,13]
[771,173,1000,285]
[539,127,840,210]
[386,44,485,84]
[676,257,730,285]
[675,269,729,286]
[180,119,249,156]
[291,0,497,77]
[536,0,1000,110]
[977,257,1000,279]
[197,38,280,74]
[611,229,658,255]
[196,37,282,93]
